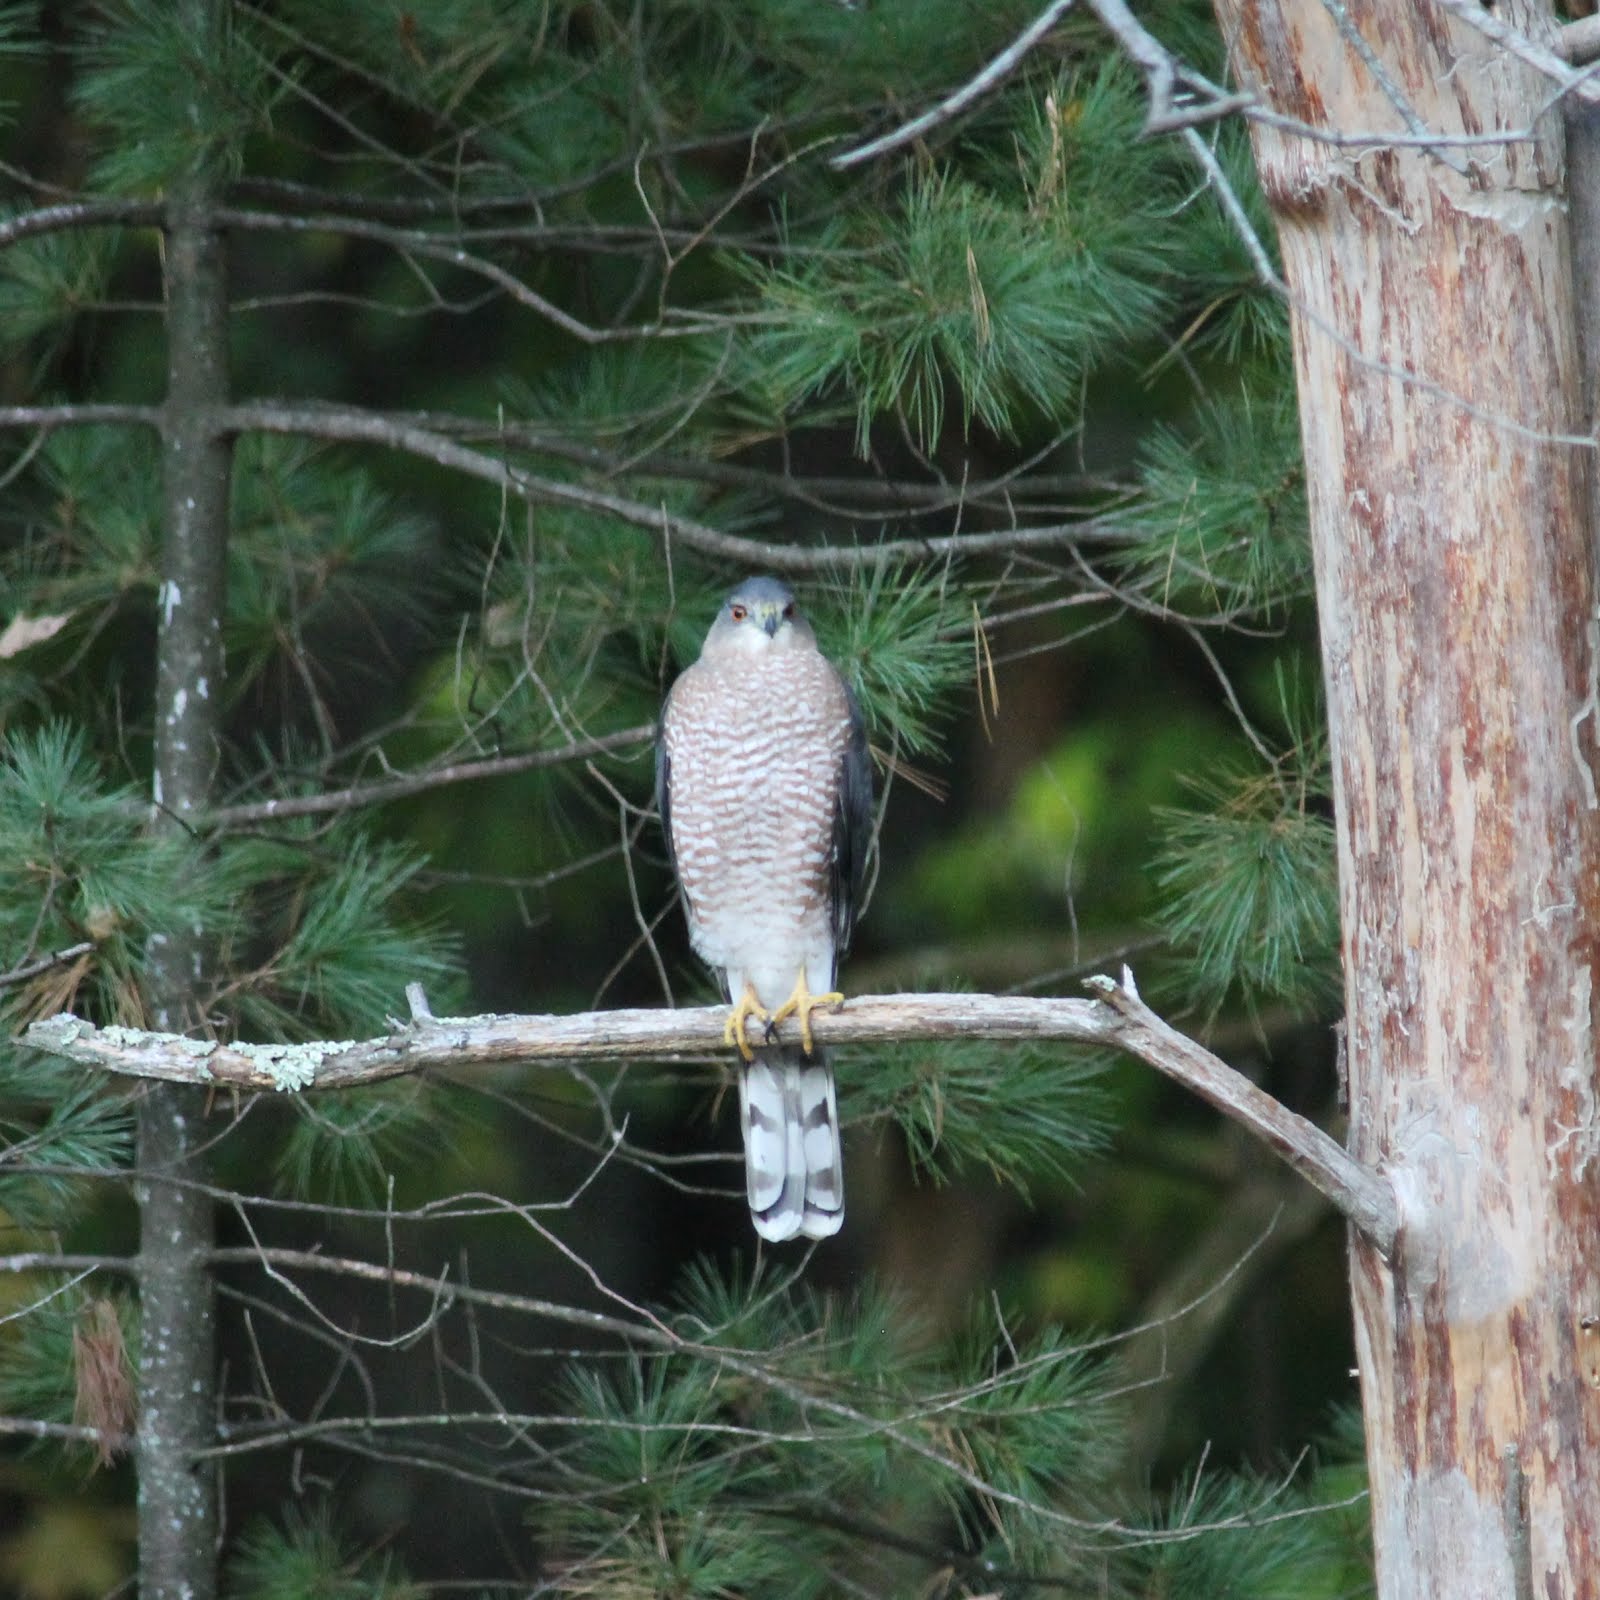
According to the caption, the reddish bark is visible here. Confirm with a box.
[1211,2,1600,1595]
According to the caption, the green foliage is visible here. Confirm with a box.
[0,723,223,1026]
[0,726,459,1040]
[1152,723,1339,1021]
[229,1503,420,1600]
[746,159,1167,454]
[534,1261,1124,1595]
[0,1049,132,1231]
[0,228,116,361]
[273,1078,450,1205]
[1120,386,1311,620]
[227,438,438,698]
[484,502,719,745]
[234,833,460,1035]
[0,1278,137,1442]
[70,0,284,193]
[8,428,162,617]
[1124,1463,1374,1599]
[847,1039,1113,1195]
[999,60,1185,284]
[0,0,1372,1594]
[939,1313,1119,1574]
[818,559,972,756]
[501,344,730,456]
[1162,124,1288,368]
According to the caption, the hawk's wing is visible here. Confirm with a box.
[830,682,873,958]
[654,690,675,879]
[655,682,696,947]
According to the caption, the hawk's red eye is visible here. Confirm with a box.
[730,604,748,622]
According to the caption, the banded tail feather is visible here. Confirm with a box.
[739,1047,843,1241]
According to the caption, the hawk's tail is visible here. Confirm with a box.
[739,1047,843,1241]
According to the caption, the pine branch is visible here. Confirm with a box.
[383,410,1122,516]
[0,399,1119,522]
[24,971,1399,1256]
[217,400,1134,571]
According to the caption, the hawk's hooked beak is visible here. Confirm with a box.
[755,604,783,637]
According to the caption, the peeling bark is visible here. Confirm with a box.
[1211,2,1600,1594]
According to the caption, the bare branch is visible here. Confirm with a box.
[1179,125,1280,287]
[832,1,1078,170]
[1084,969,1394,1253]
[1321,0,1467,173]
[210,1245,662,1346]
[25,972,1398,1255]
[0,1416,121,1447]
[0,199,160,247]
[415,410,1121,521]
[1083,0,1252,132]
[0,403,162,432]
[0,1252,136,1277]
[212,207,708,346]
[0,942,95,991]
[204,723,655,829]
[218,400,1134,571]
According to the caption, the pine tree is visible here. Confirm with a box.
[0,3,1373,1596]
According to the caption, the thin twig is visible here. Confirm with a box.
[211,207,708,346]
[1437,0,1600,110]
[833,1,1078,170]
[1084,0,1252,132]
[205,723,655,828]
[0,942,95,991]
[217,400,1135,571]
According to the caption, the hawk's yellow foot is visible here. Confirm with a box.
[768,967,844,1058]
[724,982,771,1063]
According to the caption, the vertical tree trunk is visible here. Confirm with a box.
[1210,2,1600,1595]
[137,3,233,1592]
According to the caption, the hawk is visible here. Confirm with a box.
[658,576,873,1240]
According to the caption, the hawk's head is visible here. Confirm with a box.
[703,575,813,657]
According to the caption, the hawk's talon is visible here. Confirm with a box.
[770,968,844,1058]
[724,983,770,1063]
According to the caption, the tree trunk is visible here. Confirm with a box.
[1210,2,1600,1594]
[137,2,233,1592]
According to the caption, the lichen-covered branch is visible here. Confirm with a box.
[25,971,1398,1256]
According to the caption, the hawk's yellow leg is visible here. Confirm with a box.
[769,967,844,1057]
[724,982,771,1063]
